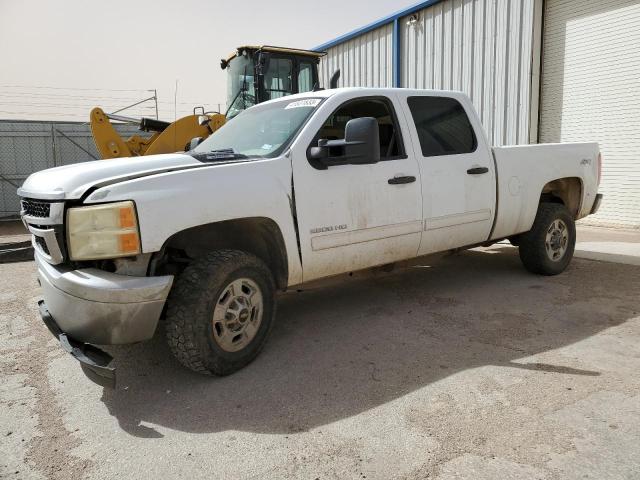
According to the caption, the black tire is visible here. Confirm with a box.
[518,203,576,276]
[165,249,276,375]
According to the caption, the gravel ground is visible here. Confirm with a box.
[1,247,639,479]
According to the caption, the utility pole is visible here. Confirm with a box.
[154,89,159,120]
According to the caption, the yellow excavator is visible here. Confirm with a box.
[91,46,328,159]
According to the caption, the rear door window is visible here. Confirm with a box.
[407,96,477,157]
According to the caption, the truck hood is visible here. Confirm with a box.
[18,153,202,200]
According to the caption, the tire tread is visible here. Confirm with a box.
[518,203,576,276]
[165,249,275,375]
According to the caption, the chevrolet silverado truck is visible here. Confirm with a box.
[18,88,603,387]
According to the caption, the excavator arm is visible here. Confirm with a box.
[90,107,225,159]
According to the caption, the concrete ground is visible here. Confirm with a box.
[0,220,29,240]
[574,225,640,266]
[1,229,640,479]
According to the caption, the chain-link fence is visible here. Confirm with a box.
[0,120,145,218]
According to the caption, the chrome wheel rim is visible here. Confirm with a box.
[212,278,263,352]
[545,219,569,262]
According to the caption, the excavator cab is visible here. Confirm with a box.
[221,46,326,119]
[90,45,326,159]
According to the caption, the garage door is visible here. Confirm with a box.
[539,0,640,227]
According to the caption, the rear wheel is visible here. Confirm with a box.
[165,249,276,375]
[518,203,576,275]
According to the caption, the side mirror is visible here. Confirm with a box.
[344,117,380,164]
[308,117,380,168]
[198,115,210,127]
[186,137,204,151]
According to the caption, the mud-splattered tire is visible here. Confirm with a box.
[518,203,576,276]
[165,249,276,375]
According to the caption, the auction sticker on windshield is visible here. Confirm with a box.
[284,99,321,109]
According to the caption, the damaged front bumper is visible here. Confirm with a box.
[39,301,116,388]
[34,251,173,387]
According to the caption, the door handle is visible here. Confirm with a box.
[467,167,489,175]
[388,175,416,185]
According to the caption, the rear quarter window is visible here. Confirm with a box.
[407,96,477,157]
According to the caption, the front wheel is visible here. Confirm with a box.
[165,249,276,375]
[518,203,576,275]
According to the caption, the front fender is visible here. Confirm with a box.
[82,156,303,285]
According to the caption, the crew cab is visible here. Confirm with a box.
[18,88,603,387]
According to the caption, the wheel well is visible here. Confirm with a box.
[540,177,582,218]
[155,217,289,290]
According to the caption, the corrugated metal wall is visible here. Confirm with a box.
[319,23,394,89]
[318,0,542,146]
[400,0,540,146]
[539,0,640,228]
[0,120,142,217]
[316,0,639,228]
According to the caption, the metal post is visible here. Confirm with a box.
[392,18,401,88]
[154,89,159,120]
[50,124,58,167]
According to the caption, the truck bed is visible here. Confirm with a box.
[490,142,600,240]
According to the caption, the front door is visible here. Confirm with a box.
[291,95,423,282]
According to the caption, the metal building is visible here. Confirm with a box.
[315,0,640,228]
[538,0,640,227]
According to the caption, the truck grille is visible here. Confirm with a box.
[21,199,51,218]
[34,236,50,255]
[20,198,65,264]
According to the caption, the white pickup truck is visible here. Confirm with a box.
[18,87,602,387]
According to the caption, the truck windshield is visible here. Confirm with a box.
[226,55,256,119]
[194,97,323,158]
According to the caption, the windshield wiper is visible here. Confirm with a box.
[191,148,248,162]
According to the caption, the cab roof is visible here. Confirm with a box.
[223,45,326,65]
[257,87,472,104]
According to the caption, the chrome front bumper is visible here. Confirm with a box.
[39,301,117,388]
[35,252,174,345]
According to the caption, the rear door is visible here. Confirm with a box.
[291,94,423,282]
[397,92,496,255]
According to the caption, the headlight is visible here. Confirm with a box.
[67,201,141,261]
